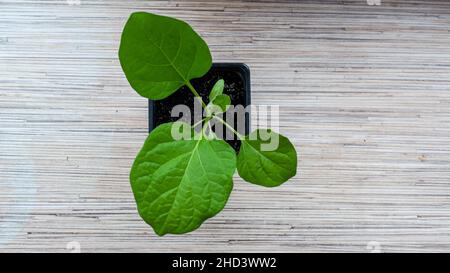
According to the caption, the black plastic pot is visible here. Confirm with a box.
[148,63,251,151]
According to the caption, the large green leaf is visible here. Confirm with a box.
[119,12,212,100]
[237,129,297,187]
[130,123,236,235]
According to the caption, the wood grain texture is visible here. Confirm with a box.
[1,0,450,253]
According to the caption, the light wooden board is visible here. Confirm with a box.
[1,0,450,253]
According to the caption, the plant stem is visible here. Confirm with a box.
[186,81,207,108]
[192,118,206,128]
[213,116,245,140]
[185,81,240,141]
[201,118,211,138]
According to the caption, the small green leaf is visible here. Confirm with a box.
[212,94,231,112]
[209,79,224,101]
[205,94,231,117]
[119,12,212,100]
[237,129,297,187]
[130,123,236,235]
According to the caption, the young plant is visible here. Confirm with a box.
[119,12,298,236]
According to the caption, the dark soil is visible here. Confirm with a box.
[152,65,249,152]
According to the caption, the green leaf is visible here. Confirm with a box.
[205,94,231,117]
[209,79,224,101]
[130,123,236,235]
[237,129,297,187]
[212,94,231,112]
[119,12,212,100]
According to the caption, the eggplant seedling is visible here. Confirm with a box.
[119,12,297,235]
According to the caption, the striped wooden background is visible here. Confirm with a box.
[1,0,450,252]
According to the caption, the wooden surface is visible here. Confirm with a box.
[1,0,450,253]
